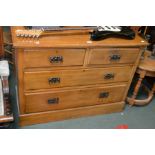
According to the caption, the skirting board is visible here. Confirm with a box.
[19,102,125,126]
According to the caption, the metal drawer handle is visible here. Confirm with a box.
[49,56,63,63]
[48,98,59,104]
[48,77,60,84]
[99,92,109,98]
[104,73,115,79]
[110,54,121,61]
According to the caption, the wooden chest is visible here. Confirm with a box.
[11,27,148,126]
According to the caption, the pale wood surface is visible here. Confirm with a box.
[15,49,25,114]
[89,48,140,65]
[24,48,86,68]
[122,47,144,101]
[25,84,126,113]
[11,26,148,126]
[11,27,148,48]
[24,66,132,90]
[20,102,124,126]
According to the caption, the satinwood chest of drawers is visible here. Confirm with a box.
[11,27,148,126]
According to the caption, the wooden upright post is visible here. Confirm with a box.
[0,27,4,58]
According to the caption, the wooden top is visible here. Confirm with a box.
[138,51,155,72]
[11,26,148,48]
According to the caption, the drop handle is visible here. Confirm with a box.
[110,54,121,61]
[49,56,63,63]
[99,92,109,98]
[48,77,61,84]
[104,73,115,79]
[48,98,59,104]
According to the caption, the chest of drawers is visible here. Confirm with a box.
[11,27,148,126]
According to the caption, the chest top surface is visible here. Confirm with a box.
[11,26,148,48]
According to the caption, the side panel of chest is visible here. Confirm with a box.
[14,43,145,126]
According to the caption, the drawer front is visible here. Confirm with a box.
[25,84,127,113]
[88,48,140,66]
[24,66,132,90]
[24,49,86,68]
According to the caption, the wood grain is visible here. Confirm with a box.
[88,48,140,66]
[121,47,143,101]
[15,49,25,113]
[24,48,86,68]
[24,66,132,90]
[20,102,125,126]
[11,26,148,126]
[11,27,148,48]
[25,84,127,113]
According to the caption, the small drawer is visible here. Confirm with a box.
[88,48,140,66]
[25,84,127,113]
[24,48,86,68]
[24,66,132,90]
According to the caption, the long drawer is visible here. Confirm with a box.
[24,66,132,90]
[24,48,86,68]
[88,48,139,66]
[25,84,127,113]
